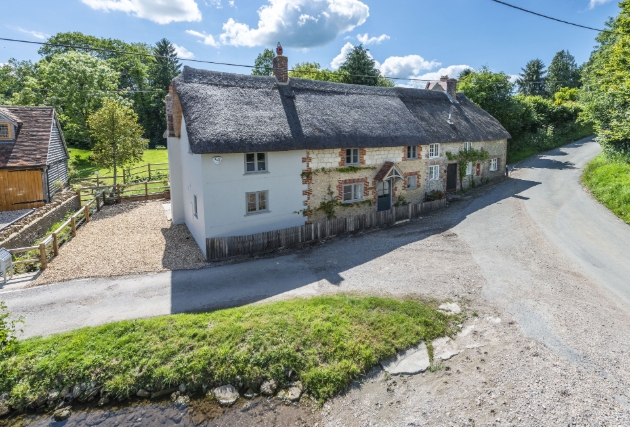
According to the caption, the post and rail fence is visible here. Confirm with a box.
[7,191,106,273]
[75,180,170,206]
[69,162,169,188]
[207,198,447,261]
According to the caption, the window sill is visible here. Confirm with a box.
[342,200,363,204]
[406,187,417,190]
[244,171,270,176]
[405,158,418,161]
[429,156,440,159]
[245,210,271,216]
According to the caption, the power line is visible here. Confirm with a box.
[490,0,623,35]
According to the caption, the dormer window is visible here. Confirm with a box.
[0,123,11,140]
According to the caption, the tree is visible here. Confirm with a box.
[517,59,547,97]
[546,50,581,96]
[88,99,146,192]
[338,45,384,86]
[13,51,119,147]
[553,87,579,105]
[0,59,36,104]
[145,39,182,147]
[252,49,275,76]
[581,0,630,158]
[458,68,474,80]
[289,62,344,82]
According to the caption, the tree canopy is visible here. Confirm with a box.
[252,49,275,76]
[517,59,547,97]
[546,50,581,96]
[337,45,391,86]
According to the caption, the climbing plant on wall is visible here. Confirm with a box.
[445,147,490,191]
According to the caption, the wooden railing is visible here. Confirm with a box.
[75,181,169,206]
[70,162,169,187]
[207,198,447,261]
[7,192,105,272]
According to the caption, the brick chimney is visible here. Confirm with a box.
[272,42,288,84]
[440,75,449,82]
[446,78,458,100]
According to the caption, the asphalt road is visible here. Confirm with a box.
[2,137,629,344]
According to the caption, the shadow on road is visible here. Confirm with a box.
[168,177,541,315]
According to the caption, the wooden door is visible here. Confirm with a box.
[0,169,45,211]
[377,180,391,212]
[446,163,458,192]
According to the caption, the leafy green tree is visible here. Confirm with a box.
[517,59,547,97]
[0,59,36,104]
[553,87,579,105]
[581,0,630,158]
[252,49,275,76]
[458,68,474,80]
[13,51,119,147]
[88,99,146,191]
[546,50,581,96]
[289,62,345,82]
[338,45,385,86]
[144,39,182,147]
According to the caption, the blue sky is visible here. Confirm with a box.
[0,0,621,85]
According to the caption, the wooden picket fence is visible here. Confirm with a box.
[7,191,105,272]
[207,198,446,261]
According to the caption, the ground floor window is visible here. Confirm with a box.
[246,191,268,214]
[429,165,440,180]
[466,162,473,175]
[490,158,498,171]
[343,183,363,202]
[407,175,417,189]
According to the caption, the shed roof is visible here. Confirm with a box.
[0,106,62,168]
[172,66,510,154]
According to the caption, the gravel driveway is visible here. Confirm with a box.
[32,200,206,285]
[2,137,630,425]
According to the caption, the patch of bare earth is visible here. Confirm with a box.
[32,200,206,286]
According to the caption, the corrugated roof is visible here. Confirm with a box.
[172,66,511,154]
[0,106,56,168]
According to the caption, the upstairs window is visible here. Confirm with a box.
[0,123,10,140]
[406,146,418,160]
[429,143,440,158]
[464,142,472,151]
[245,153,267,173]
[345,148,360,165]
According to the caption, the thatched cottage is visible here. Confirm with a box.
[165,47,510,258]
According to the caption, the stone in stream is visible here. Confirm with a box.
[136,389,150,398]
[380,342,430,375]
[53,407,72,421]
[179,383,186,393]
[260,379,277,396]
[47,390,60,404]
[212,385,240,406]
[98,396,110,407]
[72,385,82,399]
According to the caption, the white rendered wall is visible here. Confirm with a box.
[201,150,308,238]
[167,134,185,225]
[176,119,207,256]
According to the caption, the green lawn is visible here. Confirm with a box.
[0,296,459,409]
[68,147,168,179]
[582,154,630,225]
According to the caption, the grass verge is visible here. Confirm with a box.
[0,295,458,409]
[68,148,168,179]
[582,154,630,225]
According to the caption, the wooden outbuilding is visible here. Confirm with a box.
[0,106,70,212]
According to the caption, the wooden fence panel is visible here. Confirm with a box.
[207,198,447,261]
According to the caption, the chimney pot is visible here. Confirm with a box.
[272,42,289,84]
[440,75,449,82]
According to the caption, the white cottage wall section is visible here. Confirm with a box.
[201,150,307,239]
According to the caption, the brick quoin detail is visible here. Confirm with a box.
[403,171,422,190]
[336,178,370,202]
[302,151,313,217]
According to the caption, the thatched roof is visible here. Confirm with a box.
[171,66,510,154]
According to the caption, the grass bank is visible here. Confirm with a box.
[0,295,458,409]
[507,124,594,164]
[582,154,630,225]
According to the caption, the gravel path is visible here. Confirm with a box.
[32,200,206,285]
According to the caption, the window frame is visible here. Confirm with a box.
[244,152,268,174]
[429,143,440,158]
[490,158,498,171]
[429,165,440,180]
[465,162,473,176]
[406,175,417,189]
[345,148,360,166]
[406,146,418,160]
[342,183,364,203]
[0,122,11,141]
[245,190,269,215]
[463,142,472,151]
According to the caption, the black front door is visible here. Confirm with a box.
[447,163,458,192]
[377,180,391,211]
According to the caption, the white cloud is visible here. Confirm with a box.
[15,27,49,40]
[378,55,440,79]
[219,0,369,48]
[508,74,519,84]
[173,44,195,59]
[396,65,473,88]
[205,0,222,8]
[229,0,235,6]
[356,33,389,45]
[81,0,202,24]
[589,0,612,8]
[186,29,220,47]
[330,42,380,70]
